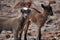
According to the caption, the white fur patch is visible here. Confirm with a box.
[24,14,27,18]
[23,7,28,10]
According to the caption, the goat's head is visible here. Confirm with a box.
[20,0,32,18]
[41,4,54,16]
[21,7,31,18]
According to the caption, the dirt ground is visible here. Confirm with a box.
[0,0,60,40]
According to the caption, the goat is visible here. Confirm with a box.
[13,0,56,40]
[0,0,33,40]
[0,3,26,40]
[0,2,29,40]
[23,4,54,40]
[16,0,32,40]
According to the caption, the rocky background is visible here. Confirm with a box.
[0,0,60,40]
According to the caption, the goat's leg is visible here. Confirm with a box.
[37,26,41,40]
[13,27,20,40]
[38,28,41,40]
[24,21,30,40]
[18,29,23,40]
[13,29,19,40]
[0,28,2,34]
[0,26,2,34]
[18,17,26,40]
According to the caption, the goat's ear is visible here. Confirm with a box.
[21,9,22,13]
[41,4,45,9]
[21,9,24,13]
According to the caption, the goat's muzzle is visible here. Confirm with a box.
[21,7,31,18]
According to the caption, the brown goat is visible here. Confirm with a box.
[10,0,54,40]
[23,4,54,40]
[0,0,33,40]
[0,14,25,40]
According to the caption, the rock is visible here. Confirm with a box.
[5,31,12,39]
[1,30,6,34]
[27,32,32,36]
[49,0,56,4]
[0,38,3,40]
[55,10,60,14]
[52,38,56,40]
[49,16,58,20]
[46,19,53,24]
[6,34,10,39]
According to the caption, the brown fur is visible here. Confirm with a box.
[0,13,24,40]
[17,0,48,40]
[23,5,53,40]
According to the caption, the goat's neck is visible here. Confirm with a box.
[43,11,48,18]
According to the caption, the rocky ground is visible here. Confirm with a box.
[0,0,60,40]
